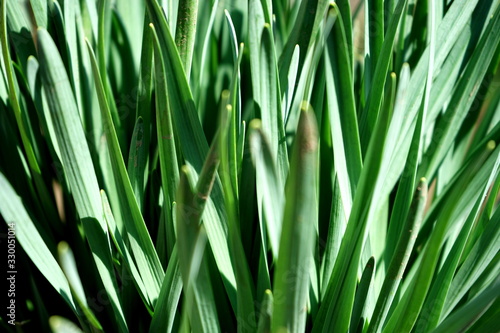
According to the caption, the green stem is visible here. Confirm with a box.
[175,0,198,78]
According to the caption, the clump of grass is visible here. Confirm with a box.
[0,0,499,332]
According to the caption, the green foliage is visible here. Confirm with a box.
[0,0,499,332]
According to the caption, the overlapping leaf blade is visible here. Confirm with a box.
[37,28,127,332]
[272,105,318,333]
[86,38,164,308]
[146,0,237,300]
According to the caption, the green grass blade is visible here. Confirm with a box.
[220,105,257,332]
[146,0,237,301]
[384,0,434,275]
[387,0,486,192]
[114,0,144,61]
[175,0,198,78]
[419,6,500,180]
[382,143,499,333]
[441,188,500,319]
[257,289,273,333]
[1,0,58,225]
[324,5,362,220]
[57,241,86,304]
[272,104,319,333]
[359,0,408,153]
[149,247,183,333]
[2,0,498,331]
[127,117,147,208]
[224,11,243,198]
[29,0,48,28]
[285,5,335,140]
[430,276,500,333]
[249,3,289,183]
[150,23,180,258]
[414,148,499,332]
[37,28,128,331]
[313,69,395,333]
[49,316,84,333]
[364,0,384,95]
[384,64,423,264]
[193,0,219,105]
[249,120,284,260]
[248,0,265,107]
[96,0,125,150]
[176,165,221,332]
[101,190,150,312]
[86,38,164,307]
[57,241,103,331]
[62,0,84,117]
[282,44,300,121]
[416,126,500,253]
[278,0,329,86]
[129,11,154,212]
[25,55,62,167]
[0,43,7,104]
[425,29,470,128]
[5,0,36,73]
[320,177,347,298]
[465,297,500,333]
[368,179,427,333]
[0,173,77,314]
[366,62,397,304]
[335,0,352,66]
[260,23,289,184]
[350,257,375,333]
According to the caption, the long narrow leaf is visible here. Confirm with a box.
[37,28,127,331]
[86,38,164,308]
[272,104,319,333]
